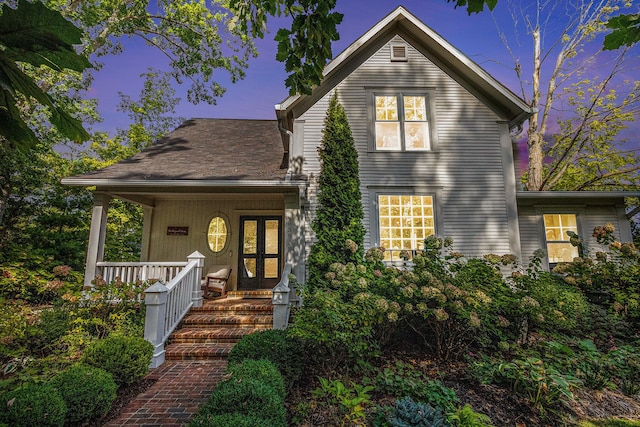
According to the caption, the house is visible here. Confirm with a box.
[63,7,638,291]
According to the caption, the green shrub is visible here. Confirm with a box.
[388,396,450,427]
[227,329,304,385]
[374,361,458,412]
[189,412,273,427]
[82,335,152,387]
[448,404,494,427]
[49,363,117,425]
[0,383,66,427]
[226,359,285,400]
[200,378,286,426]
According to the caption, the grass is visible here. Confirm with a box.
[578,419,640,427]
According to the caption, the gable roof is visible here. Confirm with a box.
[276,6,532,128]
[63,119,290,187]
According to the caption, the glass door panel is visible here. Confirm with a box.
[238,216,282,289]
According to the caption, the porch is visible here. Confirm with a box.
[95,257,300,367]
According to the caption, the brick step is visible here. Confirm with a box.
[227,290,273,299]
[165,342,236,361]
[192,299,273,314]
[180,313,273,328]
[169,327,260,344]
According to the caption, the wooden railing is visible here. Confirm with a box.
[96,261,188,285]
[142,252,205,368]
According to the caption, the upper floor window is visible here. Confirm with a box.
[543,213,579,264]
[374,94,430,151]
[378,194,435,261]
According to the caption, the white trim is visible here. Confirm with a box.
[61,178,305,188]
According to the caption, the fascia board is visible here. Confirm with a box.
[61,178,304,189]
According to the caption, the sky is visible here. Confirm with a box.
[87,0,640,145]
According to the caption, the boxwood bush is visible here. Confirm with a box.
[192,378,286,427]
[49,363,117,425]
[189,412,274,427]
[0,383,66,427]
[226,359,285,400]
[82,335,153,387]
[227,329,304,386]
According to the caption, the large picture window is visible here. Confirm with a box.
[374,94,430,151]
[543,213,579,264]
[378,195,435,261]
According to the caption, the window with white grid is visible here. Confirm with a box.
[378,195,435,261]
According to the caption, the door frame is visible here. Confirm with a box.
[237,215,283,290]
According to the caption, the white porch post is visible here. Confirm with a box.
[188,251,205,308]
[284,188,305,304]
[144,282,168,368]
[84,192,111,288]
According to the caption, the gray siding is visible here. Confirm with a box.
[518,203,629,267]
[299,36,513,258]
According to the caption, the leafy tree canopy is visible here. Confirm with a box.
[0,0,91,151]
[604,13,640,50]
[446,0,497,14]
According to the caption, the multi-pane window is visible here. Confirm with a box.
[378,195,435,261]
[543,214,579,264]
[375,94,430,150]
[207,216,228,252]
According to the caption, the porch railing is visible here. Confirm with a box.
[96,261,188,285]
[142,252,205,368]
[272,263,302,330]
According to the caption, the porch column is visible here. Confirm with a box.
[84,192,111,288]
[284,189,306,286]
[140,206,154,262]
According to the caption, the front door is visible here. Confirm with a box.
[238,216,282,289]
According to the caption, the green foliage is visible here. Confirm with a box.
[448,404,493,427]
[82,335,153,388]
[579,419,640,427]
[0,0,91,151]
[307,92,365,287]
[312,377,373,425]
[0,383,66,427]
[388,396,450,427]
[446,0,498,14]
[372,361,458,413]
[496,356,581,413]
[49,363,116,425]
[0,263,82,304]
[604,13,640,50]
[226,359,285,400]
[189,412,273,427]
[227,329,304,386]
[196,378,286,427]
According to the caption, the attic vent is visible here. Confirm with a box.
[390,43,408,62]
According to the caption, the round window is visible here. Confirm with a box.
[207,216,228,252]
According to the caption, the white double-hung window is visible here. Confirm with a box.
[543,213,579,264]
[374,93,431,151]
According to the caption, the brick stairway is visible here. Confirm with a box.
[164,291,273,361]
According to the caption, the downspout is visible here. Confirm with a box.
[278,121,294,181]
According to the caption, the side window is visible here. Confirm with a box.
[207,216,228,253]
[543,213,579,264]
[378,194,435,261]
[374,93,431,151]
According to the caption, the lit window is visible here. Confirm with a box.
[378,195,435,261]
[543,214,578,264]
[375,94,430,150]
[207,216,228,252]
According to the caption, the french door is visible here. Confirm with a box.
[238,216,282,289]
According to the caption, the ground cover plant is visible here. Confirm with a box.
[0,264,150,425]
[282,224,640,426]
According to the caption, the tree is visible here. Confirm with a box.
[494,0,639,191]
[604,13,640,49]
[0,0,91,151]
[307,92,365,287]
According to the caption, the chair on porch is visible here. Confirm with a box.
[202,265,232,298]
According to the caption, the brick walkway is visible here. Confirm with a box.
[104,360,228,427]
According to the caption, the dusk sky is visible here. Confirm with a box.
[87,0,639,147]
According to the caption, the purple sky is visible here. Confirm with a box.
[87,0,639,149]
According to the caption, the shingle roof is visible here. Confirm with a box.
[71,119,287,182]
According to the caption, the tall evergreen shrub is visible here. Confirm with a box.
[307,92,365,287]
